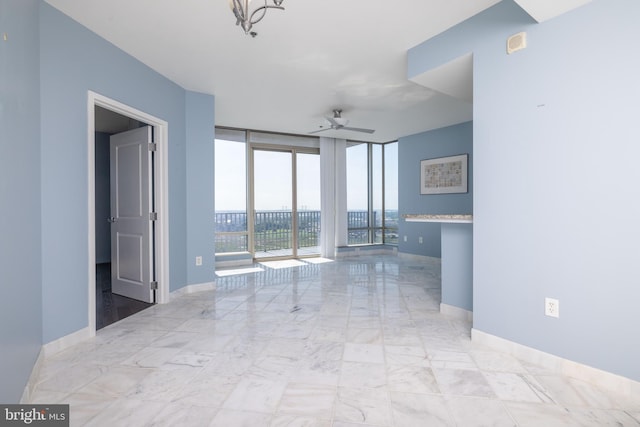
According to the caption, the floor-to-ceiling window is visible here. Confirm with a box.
[384,141,398,244]
[214,129,249,254]
[346,142,369,244]
[372,143,383,243]
[216,128,398,258]
[215,128,321,260]
[346,140,398,246]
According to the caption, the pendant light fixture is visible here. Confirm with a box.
[229,0,284,36]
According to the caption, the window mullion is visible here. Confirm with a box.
[368,143,373,244]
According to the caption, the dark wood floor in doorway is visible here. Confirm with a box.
[96,263,153,330]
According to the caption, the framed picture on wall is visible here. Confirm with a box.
[420,154,468,195]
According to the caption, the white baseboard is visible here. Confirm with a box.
[21,326,93,403]
[472,328,640,401]
[21,280,215,402]
[440,303,472,322]
[42,327,92,357]
[171,281,216,299]
[397,252,441,265]
[215,258,253,268]
[20,348,45,404]
[336,246,397,258]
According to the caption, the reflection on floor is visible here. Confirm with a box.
[95,263,153,330]
[30,256,639,426]
[258,259,308,269]
[215,267,264,277]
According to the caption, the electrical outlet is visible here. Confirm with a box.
[545,297,559,318]
[195,256,203,266]
[419,236,423,244]
[403,235,407,242]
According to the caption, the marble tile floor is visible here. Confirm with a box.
[29,255,640,426]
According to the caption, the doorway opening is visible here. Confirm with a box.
[88,91,170,335]
[94,106,153,329]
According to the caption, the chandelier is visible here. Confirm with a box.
[230,0,285,36]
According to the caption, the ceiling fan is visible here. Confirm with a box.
[309,109,375,134]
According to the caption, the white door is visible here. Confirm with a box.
[110,126,155,303]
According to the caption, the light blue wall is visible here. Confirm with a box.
[0,0,43,403]
[186,91,215,285]
[409,0,640,381]
[441,224,473,311]
[39,3,213,341]
[398,122,473,257]
[0,2,216,399]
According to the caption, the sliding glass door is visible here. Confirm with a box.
[251,146,320,259]
[296,152,321,256]
[253,150,294,258]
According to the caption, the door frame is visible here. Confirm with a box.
[87,91,170,336]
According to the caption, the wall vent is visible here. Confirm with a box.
[507,32,527,54]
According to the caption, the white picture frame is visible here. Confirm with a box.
[420,154,468,195]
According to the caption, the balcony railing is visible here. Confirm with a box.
[215,210,398,253]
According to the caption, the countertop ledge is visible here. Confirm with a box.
[403,214,473,223]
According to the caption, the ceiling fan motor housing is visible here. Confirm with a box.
[308,108,375,134]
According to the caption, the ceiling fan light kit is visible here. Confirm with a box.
[229,0,284,36]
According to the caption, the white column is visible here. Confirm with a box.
[334,139,347,247]
[320,137,348,258]
[320,137,336,257]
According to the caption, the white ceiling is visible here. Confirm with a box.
[44,0,579,142]
[514,0,591,22]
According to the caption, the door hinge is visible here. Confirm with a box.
[148,143,157,152]
[150,212,158,221]
[150,281,158,290]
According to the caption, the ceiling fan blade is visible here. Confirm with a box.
[341,126,375,134]
[308,128,330,134]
